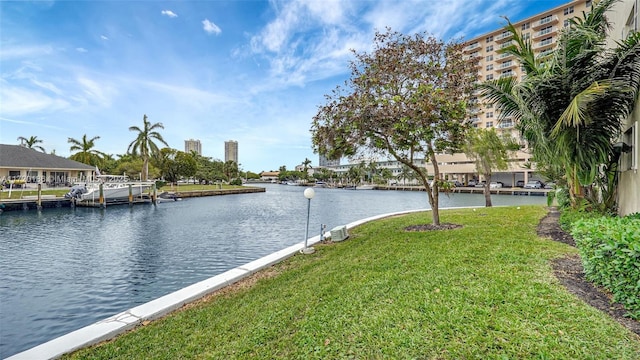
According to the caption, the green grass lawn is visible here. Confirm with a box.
[66,206,640,359]
[0,187,69,200]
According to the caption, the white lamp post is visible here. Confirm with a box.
[301,187,316,254]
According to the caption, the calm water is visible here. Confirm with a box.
[0,184,546,357]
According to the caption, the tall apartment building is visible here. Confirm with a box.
[224,140,238,164]
[464,0,591,133]
[184,139,202,156]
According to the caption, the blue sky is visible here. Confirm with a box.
[0,0,569,173]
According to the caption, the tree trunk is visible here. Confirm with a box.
[484,174,493,207]
[142,157,149,181]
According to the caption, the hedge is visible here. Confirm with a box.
[571,214,640,319]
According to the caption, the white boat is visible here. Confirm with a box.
[66,175,154,201]
[355,184,376,190]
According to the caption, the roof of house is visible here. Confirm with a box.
[0,144,95,170]
[260,171,280,176]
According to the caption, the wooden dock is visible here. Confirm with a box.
[0,187,266,212]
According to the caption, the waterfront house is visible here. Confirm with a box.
[0,144,95,188]
[259,171,280,182]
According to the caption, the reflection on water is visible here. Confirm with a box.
[0,184,546,357]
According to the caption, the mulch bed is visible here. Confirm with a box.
[538,207,640,337]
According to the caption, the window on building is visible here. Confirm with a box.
[486,103,493,109]
[621,124,637,171]
[486,35,493,42]
[486,74,494,81]
[564,19,570,28]
[487,112,494,118]
[486,54,493,61]
[521,22,530,30]
[486,121,494,128]
[486,64,493,71]
[564,6,574,15]
[486,45,494,52]
[523,33,531,41]
[586,0,592,8]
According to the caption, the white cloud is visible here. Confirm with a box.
[77,77,116,107]
[161,10,177,18]
[0,80,70,116]
[0,44,54,61]
[202,19,221,35]
[76,47,88,53]
[101,35,109,40]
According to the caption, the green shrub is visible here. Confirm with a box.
[155,180,166,189]
[230,178,243,186]
[626,212,640,220]
[571,216,640,319]
[559,207,603,231]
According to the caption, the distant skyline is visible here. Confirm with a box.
[1,0,571,172]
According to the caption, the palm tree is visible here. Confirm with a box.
[301,158,312,179]
[397,165,416,186]
[127,114,169,181]
[17,136,45,152]
[68,134,105,166]
[479,0,640,210]
[463,128,519,207]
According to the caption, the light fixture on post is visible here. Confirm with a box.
[301,187,316,254]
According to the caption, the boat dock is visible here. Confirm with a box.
[0,187,266,212]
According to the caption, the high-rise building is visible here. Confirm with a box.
[319,154,339,167]
[224,140,238,164]
[184,139,202,155]
[464,0,591,133]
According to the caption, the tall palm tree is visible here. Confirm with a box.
[127,114,169,181]
[480,0,640,210]
[68,135,106,166]
[301,158,312,179]
[17,136,45,152]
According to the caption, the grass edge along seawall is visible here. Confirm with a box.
[53,206,640,359]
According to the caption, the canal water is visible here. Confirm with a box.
[0,184,547,357]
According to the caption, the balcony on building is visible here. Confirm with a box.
[499,41,514,50]
[533,37,557,51]
[532,26,558,39]
[469,116,481,124]
[464,42,481,52]
[495,31,513,43]
[468,107,483,116]
[500,71,515,79]
[532,15,559,29]
[498,52,514,60]
[497,61,517,71]
[498,118,515,128]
